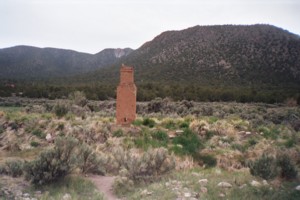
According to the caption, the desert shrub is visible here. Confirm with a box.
[284,138,296,148]
[202,107,213,116]
[113,129,124,137]
[0,164,5,174]
[147,97,163,113]
[0,125,4,134]
[77,144,106,175]
[205,130,216,140]
[30,141,40,147]
[172,128,202,156]
[231,143,247,152]
[142,118,156,128]
[5,159,24,177]
[277,154,298,180]
[194,154,217,168]
[247,138,258,146]
[56,123,65,131]
[69,91,88,107]
[24,137,78,185]
[248,154,278,180]
[113,176,134,195]
[134,133,151,150]
[53,102,69,118]
[112,147,175,182]
[32,129,45,138]
[10,122,19,130]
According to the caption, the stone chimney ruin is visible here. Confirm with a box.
[116,65,137,125]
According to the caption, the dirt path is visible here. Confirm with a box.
[88,175,118,200]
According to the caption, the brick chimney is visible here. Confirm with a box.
[116,65,137,125]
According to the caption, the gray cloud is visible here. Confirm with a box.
[1,0,299,53]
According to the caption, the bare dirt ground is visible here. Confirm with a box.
[88,175,118,200]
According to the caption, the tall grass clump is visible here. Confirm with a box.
[172,128,202,156]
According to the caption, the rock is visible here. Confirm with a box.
[184,192,191,197]
[192,172,200,176]
[15,190,23,197]
[250,180,261,187]
[23,198,30,200]
[217,182,232,188]
[23,193,30,198]
[46,133,52,142]
[200,187,208,193]
[215,168,222,174]
[239,184,247,189]
[219,193,226,197]
[245,132,252,135]
[175,130,184,135]
[31,198,38,200]
[262,180,268,186]
[165,182,170,187]
[62,193,72,200]
[141,189,152,196]
[198,179,208,185]
[295,185,300,191]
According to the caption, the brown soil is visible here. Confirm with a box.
[88,175,118,200]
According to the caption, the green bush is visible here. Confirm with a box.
[194,154,217,168]
[30,141,40,147]
[10,122,19,130]
[24,137,78,185]
[5,159,24,177]
[258,126,280,140]
[134,130,169,150]
[151,130,168,143]
[172,128,202,156]
[277,154,298,180]
[32,129,45,138]
[179,121,189,129]
[247,138,258,146]
[142,118,156,128]
[248,154,278,180]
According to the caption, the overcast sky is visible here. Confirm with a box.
[1,0,299,54]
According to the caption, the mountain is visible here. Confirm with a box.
[0,46,133,79]
[84,24,300,87]
[0,24,299,102]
